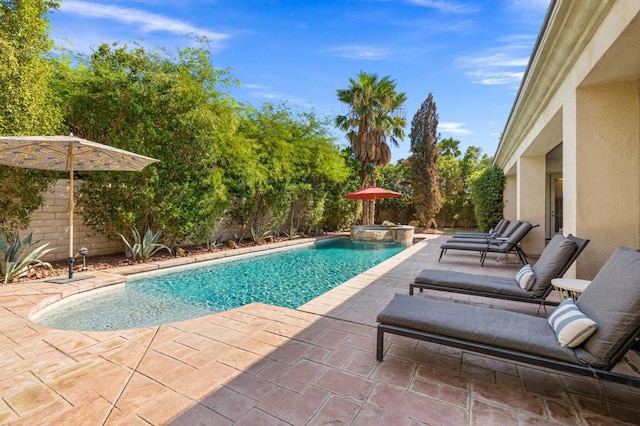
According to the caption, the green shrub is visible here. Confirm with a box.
[0,233,53,284]
[469,167,505,232]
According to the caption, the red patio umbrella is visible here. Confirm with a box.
[343,185,402,200]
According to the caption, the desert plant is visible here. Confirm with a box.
[206,236,223,252]
[250,227,274,244]
[117,227,172,262]
[0,233,54,285]
[283,227,301,240]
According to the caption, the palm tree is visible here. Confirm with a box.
[336,72,407,224]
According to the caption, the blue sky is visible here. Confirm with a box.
[49,0,550,162]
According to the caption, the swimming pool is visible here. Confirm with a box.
[35,238,410,331]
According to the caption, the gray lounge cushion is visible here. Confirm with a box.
[377,294,580,364]
[575,247,640,368]
[530,234,577,297]
[414,269,536,299]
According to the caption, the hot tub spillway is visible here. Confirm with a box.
[349,225,414,243]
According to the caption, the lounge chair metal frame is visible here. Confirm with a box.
[376,322,640,388]
[439,222,538,266]
[412,234,590,306]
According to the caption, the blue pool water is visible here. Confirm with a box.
[35,238,410,331]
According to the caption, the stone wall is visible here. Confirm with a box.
[23,179,247,261]
[23,180,121,261]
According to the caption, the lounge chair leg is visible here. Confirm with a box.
[480,251,486,266]
[376,327,385,361]
[439,249,445,262]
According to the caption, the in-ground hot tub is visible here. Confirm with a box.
[350,225,414,243]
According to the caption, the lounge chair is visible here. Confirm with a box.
[411,234,589,306]
[439,221,536,266]
[449,220,522,242]
[452,219,511,239]
[377,246,640,387]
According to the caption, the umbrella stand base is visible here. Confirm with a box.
[46,275,95,284]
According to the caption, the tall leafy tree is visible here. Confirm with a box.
[0,0,63,231]
[335,72,407,224]
[227,103,349,238]
[409,93,441,227]
[436,139,491,228]
[53,43,237,244]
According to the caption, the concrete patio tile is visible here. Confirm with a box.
[133,388,194,425]
[7,400,73,426]
[226,372,276,401]
[517,365,567,396]
[370,357,416,389]
[343,332,377,351]
[275,359,326,393]
[235,407,288,426]
[472,380,546,417]
[461,362,496,383]
[313,328,350,349]
[352,403,415,426]
[323,343,357,368]
[180,341,236,369]
[200,386,257,421]
[255,359,289,381]
[268,340,314,365]
[217,347,264,371]
[103,408,150,425]
[170,360,238,400]
[471,399,518,425]
[166,402,233,426]
[34,395,113,425]
[344,349,378,377]
[370,383,468,425]
[303,343,332,363]
[570,394,640,424]
[3,379,69,416]
[256,386,297,417]
[307,394,360,426]
[542,398,581,425]
[114,372,169,414]
[277,386,330,424]
[136,349,196,389]
[314,368,374,402]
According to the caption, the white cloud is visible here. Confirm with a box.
[61,1,229,42]
[326,45,390,60]
[455,33,535,88]
[468,70,524,86]
[406,0,480,14]
[439,122,472,134]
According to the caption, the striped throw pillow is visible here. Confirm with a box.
[547,299,597,348]
[515,264,536,290]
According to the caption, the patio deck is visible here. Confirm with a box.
[0,235,639,425]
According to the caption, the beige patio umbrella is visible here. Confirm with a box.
[0,135,159,280]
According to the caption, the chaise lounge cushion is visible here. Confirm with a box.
[574,247,640,367]
[377,294,580,364]
[414,269,537,299]
[530,235,577,297]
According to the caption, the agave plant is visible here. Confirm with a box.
[250,227,274,244]
[117,227,172,262]
[0,233,54,285]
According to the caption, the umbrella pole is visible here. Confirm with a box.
[68,144,75,279]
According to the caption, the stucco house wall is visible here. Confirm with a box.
[494,0,640,278]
